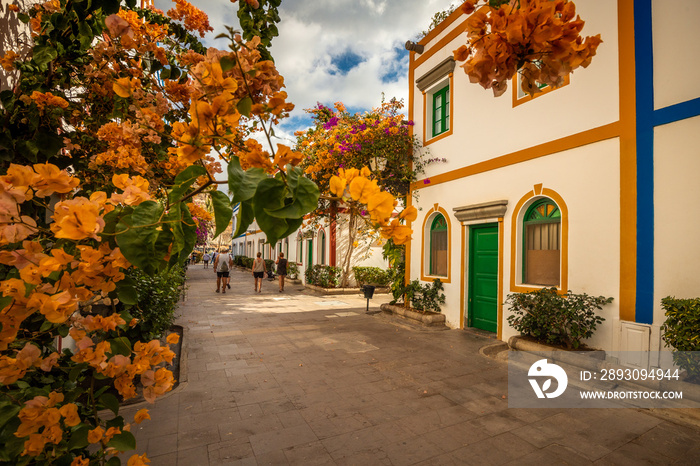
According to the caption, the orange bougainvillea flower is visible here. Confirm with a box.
[105,13,134,38]
[348,176,379,204]
[87,426,104,444]
[166,333,180,345]
[367,191,396,224]
[58,403,80,427]
[50,197,105,241]
[113,77,140,98]
[273,144,303,170]
[133,408,151,424]
[454,0,601,97]
[31,163,80,198]
[0,51,19,71]
[399,205,418,223]
[167,0,213,37]
[127,453,151,466]
[329,175,346,197]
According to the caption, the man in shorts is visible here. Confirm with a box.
[215,248,232,293]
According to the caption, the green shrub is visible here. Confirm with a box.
[264,259,275,274]
[505,288,612,350]
[353,266,391,287]
[661,297,700,382]
[123,265,187,341]
[382,239,406,303]
[401,279,446,313]
[234,255,246,267]
[287,262,299,279]
[305,264,342,288]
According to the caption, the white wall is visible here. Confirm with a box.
[652,0,700,110]
[654,115,700,316]
[414,1,620,180]
[411,138,621,350]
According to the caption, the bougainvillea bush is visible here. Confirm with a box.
[295,99,431,286]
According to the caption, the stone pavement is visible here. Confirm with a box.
[120,265,700,465]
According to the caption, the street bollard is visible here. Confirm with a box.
[362,285,375,313]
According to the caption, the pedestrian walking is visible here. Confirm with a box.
[215,248,233,293]
[202,252,211,269]
[275,253,287,292]
[252,252,265,293]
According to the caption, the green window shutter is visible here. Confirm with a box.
[432,85,449,137]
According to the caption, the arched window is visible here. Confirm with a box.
[430,214,448,277]
[523,198,561,286]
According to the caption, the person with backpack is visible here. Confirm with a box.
[214,248,232,293]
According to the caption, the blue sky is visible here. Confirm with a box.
[155,0,459,145]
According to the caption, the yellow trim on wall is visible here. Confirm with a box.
[459,224,466,329]
[417,6,465,48]
[618,0,637,321]
[509,186,569,294]
[420,204,452,283]
[497,217,504,339]
[413,122,621,191]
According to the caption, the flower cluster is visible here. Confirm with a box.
[453,0,602,97]
[329,167,416,245]
[297,99,426,199]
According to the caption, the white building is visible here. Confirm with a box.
[231,211,387,285]
[407,0,700,355]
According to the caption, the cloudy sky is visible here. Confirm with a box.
[155,0,460,145]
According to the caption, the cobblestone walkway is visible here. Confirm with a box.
[120,265,700,465]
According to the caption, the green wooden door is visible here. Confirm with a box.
[468,224,499,332]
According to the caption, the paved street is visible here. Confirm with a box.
[121,265,700,465]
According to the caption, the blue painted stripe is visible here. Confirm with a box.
[634,0,654,324]
[653,97,700,127]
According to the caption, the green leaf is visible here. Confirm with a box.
[107,431,136,452]
[115,201,164,272]
[233,201,254,238]
[99,393,120,416]
[33,45,57,66]
[228,156,266,203]
[109,337,132,357]
[0,295,13,312]
[237,96,253,117]
[210,190,233,237]
[115,277,138,305]
[266,167,319,219]
[68,365,83,382]
[78,21,93,49]
[220,56,235,72]
[253,178,288,245]
[0,404,20,429]
[67,425,89,451]
[169,165,207,205]
[106,456,122,466]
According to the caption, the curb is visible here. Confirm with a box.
[379,303,447,328]
[304,284,390,295]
